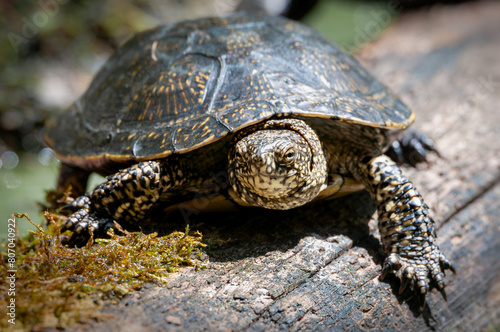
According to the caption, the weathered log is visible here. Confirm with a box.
[76,1,500,330]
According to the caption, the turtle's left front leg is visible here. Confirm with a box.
[360,155,455,307]
[62,161,167,245]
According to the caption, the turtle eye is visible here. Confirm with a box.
[282,146,296,164]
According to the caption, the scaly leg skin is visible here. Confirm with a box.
[362,155,455,309]
[61,161,166,246]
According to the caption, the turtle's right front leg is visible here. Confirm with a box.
[62,161,169,245]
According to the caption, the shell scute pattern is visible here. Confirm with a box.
[121,54,216,125]
[186,21,278,56]
[45,14,413,166]
[172,115,227,152]
[218,102,275,132]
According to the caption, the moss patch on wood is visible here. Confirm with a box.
[0,212,205,331]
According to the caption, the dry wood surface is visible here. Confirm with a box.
[76,1,500,331]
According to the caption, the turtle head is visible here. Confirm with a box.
[228,119,327,210]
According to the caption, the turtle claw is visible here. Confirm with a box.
[440,255,457,275]
[63,213,115,246]
[60,195,114,246]
[381,255,399,280]
[61,195,91,213]
[399,277,410,294]
[381,250,454,306]
[418,293,427,311]
[381,262,391,280]
[439,288,448,302]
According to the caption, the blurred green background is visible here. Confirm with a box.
[0,0,401,240]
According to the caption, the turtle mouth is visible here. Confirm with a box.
[248,169,297,178]
[237,170,303,199]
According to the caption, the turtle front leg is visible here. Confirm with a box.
[61,161,165,245]
[361,155,455,307]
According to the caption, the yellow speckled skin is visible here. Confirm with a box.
[228,119,327,210]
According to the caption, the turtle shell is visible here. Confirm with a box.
[44,14,413,169]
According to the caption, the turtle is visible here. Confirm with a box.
[44,14,455,307]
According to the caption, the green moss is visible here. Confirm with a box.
[0,212,205,331]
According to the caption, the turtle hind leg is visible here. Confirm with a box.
[361,155,455,307]
[57,164,90,197]
[387,130,439,167]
